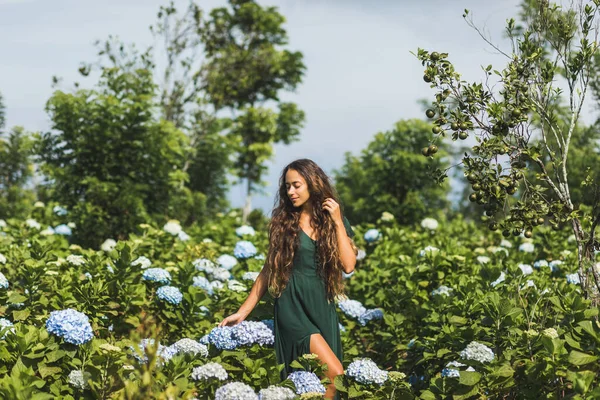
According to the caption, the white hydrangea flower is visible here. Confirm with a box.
[67,222,76,229]
[490,271,506,287]
[40,227,55,236]
[542,328,559,339]
[519,242,535,253]
[171,338,209,357]
[131,256,152,269]
[192,362,228,381]
[476,256,490,264]
[34,201,45,208]
[356,249,366,261]
[500,239,513,248]
[518,263,533,276]
[0,253,6,265]
[25,219,41,229]
[227,279,247,292]
[101,239,117,252]
[66,255,86,266]
[235,225,256,237]
[242,271,260,282]
[163,220,182,235]
[177,230,190,241]
[419,246,439,257]
[68,370,90,390]
[0,219,6,228]
[212,267,231,282]
[421,218,439,230]
[193,258,215,273]
[521,280,537,290]
[459,341,494,363]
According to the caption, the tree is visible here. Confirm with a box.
[416,0,600,301]
[0,92,36,219]
[200,0,306,223]
[334,119,451,226]
[35,67,189,247]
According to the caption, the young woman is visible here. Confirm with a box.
[219,158,357,400]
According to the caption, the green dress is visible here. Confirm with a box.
[274,216,355,392]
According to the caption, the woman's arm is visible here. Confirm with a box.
[335,219,357,274]
[219,265,270,327]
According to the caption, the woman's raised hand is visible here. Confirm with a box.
[218,311,246,327]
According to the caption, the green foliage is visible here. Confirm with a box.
[200,0,306,220]
[334,119,451,226]
[416,1,600,298]
[34,67,190,248]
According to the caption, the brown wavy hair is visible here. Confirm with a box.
[266,159,356,302]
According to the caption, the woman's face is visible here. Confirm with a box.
[285,169,310,208]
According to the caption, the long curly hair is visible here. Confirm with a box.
[266,159,356,302]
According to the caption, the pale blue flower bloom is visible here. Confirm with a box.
[518,263,533,276]
[431,285,453,296]
[338,299,366,319]
[566,273,580,285]
[0,318,15,339]
[0,272,8,289]
[234,241,257,259]
[347,358,389,385]
[288,371,325,395]
[193,258,215,273]
[54,224,72,235]
[519,242,535,253]
[217,254,238,270]
[490,271,506,287]
[170,338,208,357]
[53,205,68,216]
[46,309,94,345]
[215,382,258,400]
[358,308,384,326]
[258,386,296,400]
[364,229,381,243]
[131,256,152,269]
[157,286,183,305]
[142,268,171,284]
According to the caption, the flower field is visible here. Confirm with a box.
[0,203,599,399]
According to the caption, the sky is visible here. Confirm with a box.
[0,0,554,213]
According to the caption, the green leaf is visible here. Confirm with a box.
[38,365,62,379]
[437,348,452,358]
[44,350,66,363]
[7,293,27,303]
[420,390,437,400]
[12,309,30,321]
[449,315,468,325]
[568,350,598,366]
[459,370,481,386]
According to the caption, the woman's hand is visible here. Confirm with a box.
[322,198,343,226]
[218,312,246,327]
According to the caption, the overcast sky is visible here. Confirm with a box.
[1,0,551,213]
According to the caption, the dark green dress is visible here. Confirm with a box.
[274,216,355,392]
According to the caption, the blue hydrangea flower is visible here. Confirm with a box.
[193,276,214,295]
[212,267,232,281]
[339,322,346,333]
[156,286,183,305]
[192,362,229,381]
[459,341,494,363]
[441,361,466,378]
[358,308,384,326]
[0,318,15,339]
[549,260,563,272]
[338,298,366,319]
[206,321,274,350]
[54,224,72,235]
[46,309,94,345]
[217,254,238,270]
[215,382,258,400]
[261,319,275,333]
[566,273,581,285]
[288,371,326,394]
[242,271,260,281]
[346,358,389,385]
[236,225,256,237]
[258,386,296,400]
[53,205,68,216]
[0,272,8,289]
[142,268,171,284]
[363,229,381,243]
[234,241,258,259]
[533,260,549,268]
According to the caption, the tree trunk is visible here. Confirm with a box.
[242,178,252,224]
[572,218,600,307]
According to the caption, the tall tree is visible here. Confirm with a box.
[334,119,451,226]
[416,0,600,301]
[35,67,189,247]
[200,0,306,222]
[0,92,36,219]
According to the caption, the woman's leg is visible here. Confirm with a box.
[309,333,344,399]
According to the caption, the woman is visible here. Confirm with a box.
[219,158,357,400]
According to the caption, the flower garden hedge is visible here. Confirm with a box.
[0,204,598,399]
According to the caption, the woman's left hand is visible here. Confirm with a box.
[322,198,342,225]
